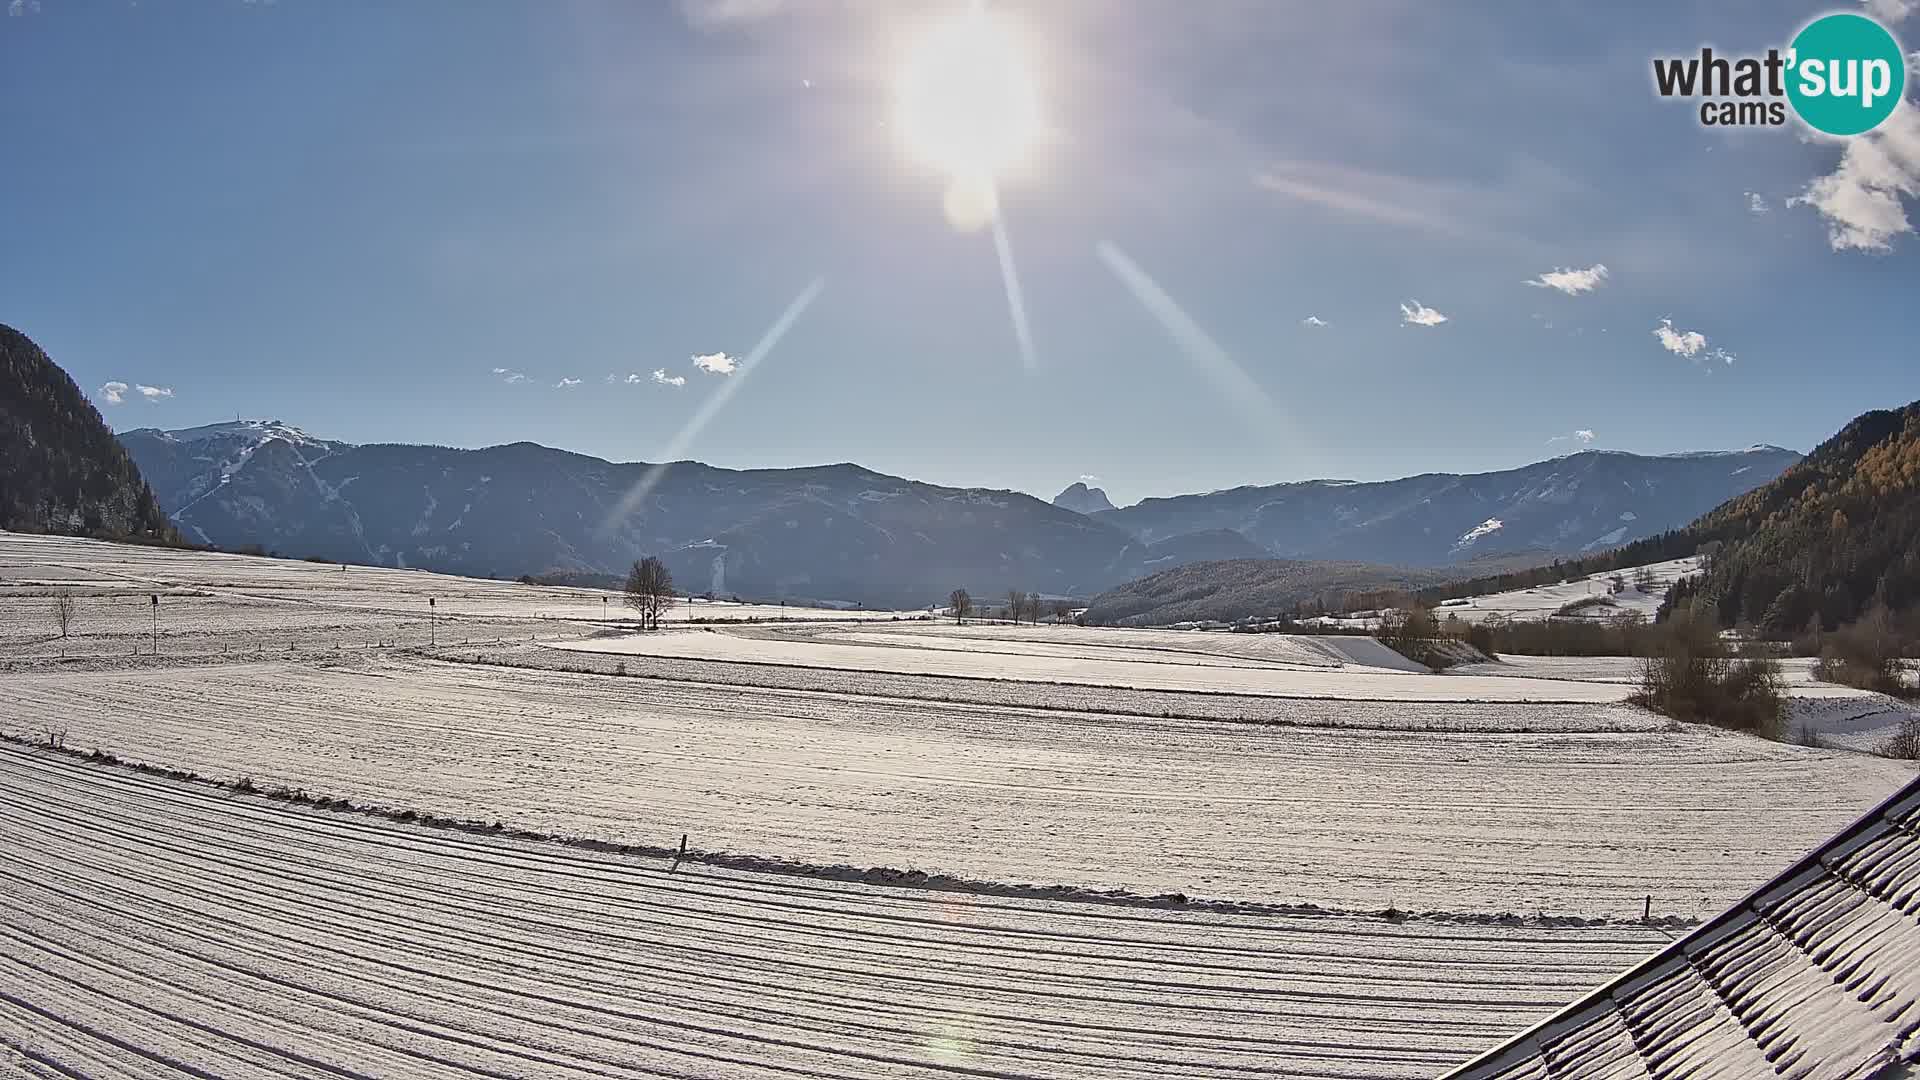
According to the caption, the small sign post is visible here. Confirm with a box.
[429,596,436,647]
[149,593,158,654]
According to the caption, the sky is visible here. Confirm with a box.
[3,0,1918,507]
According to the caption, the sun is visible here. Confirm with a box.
[895,8,1041,189]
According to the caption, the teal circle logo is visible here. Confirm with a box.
[1787,13,1906,136]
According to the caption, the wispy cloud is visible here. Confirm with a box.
[1746,192,1770,216]
[1301,315,1328,327]
[677,0,783,30]
[1254,168,1472,239]
[1079,473,1101,484]
[492,367,529,385]
[7,0,43,16]
[137,384,174,400]
[1652,318,1736,366]
[1525,263,1608,295]
[554,377,582,388]
[1864,0,1916,23]
[1790,103,1920,253]
[652,368,687,387]
[692,351,738,376]
[1399,300,1448,327]
[1546,429,1598,445]
[98,381,128,405]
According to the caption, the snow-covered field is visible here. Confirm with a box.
[0,743,1675,1080]
[4,535,1916,1078]
[0,532,923,659]
[3,652,1909,918]
[556,624,1635,702]
[1427,557,1702,624]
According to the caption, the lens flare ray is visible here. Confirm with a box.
[600,278,826,537]
[991,202,1038,373]
[1095,241,1286,437]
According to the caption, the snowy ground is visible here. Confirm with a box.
[0,744,1675,1080]
[1427,557,1702,624]
[2,652,1908,919]
[0,531,924,660]
[4,535,1915,1078]
[556,624,1635,702]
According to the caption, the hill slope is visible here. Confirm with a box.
[1098,447,1799,567]
[0,324,174,541]
[1671,400,1920,632]
[1082,558,1455,626]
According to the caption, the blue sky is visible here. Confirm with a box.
[4,0,1917,506]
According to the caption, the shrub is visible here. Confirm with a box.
[1631,603,1786,736]
[1879,717,1920,760]
[1555,595,1617,617]
[1811,606,1911,695]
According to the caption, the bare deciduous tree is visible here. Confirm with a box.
[1051,599,1074,623]
[948,589,972,624]
[624,556,676,631]
[1025,592,1042,625]
[51,592,75,639]
[1006,589,1025,624]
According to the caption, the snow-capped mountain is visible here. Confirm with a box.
[117,422,1800,606]
[1095,446,1801,567]
[118,424,1156,606]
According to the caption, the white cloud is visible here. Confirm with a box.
[1524,263,1609,295]
[98,381,128,405]
[652,368,687,387]
[1651,319,1734,366]
[1864,0,1915,23]
[1790,103,1920,252]
[1078,473,1101,484]
[1547,429,1597,445]
[603,373,617,385]
[491,367,508,374]
[554,377,582,388]
[1746,192,1769,216]
[1301,315,1328,327]
[7,0,42,15]
[1652,318,1707,358]
[136,384,173,400]
[1399,300,1448,327]
[692,351,738,375]
[492,368,529,384]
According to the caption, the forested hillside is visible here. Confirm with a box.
[1397,400,1920,635]
[0,324,176,541]
[1668,400,1920,633]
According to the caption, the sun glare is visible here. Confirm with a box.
[896,7,1041,225]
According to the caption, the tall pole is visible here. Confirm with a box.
[149,593,158,654]
[429,596,436,647]
[602,596,608,625]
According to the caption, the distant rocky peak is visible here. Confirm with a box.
[1053,481,1116,515]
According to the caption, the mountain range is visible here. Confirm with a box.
[116,419,1800,608]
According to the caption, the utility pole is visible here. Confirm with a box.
[149,593,159,654]
[429,596,436,647]
[602,595,608,625]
